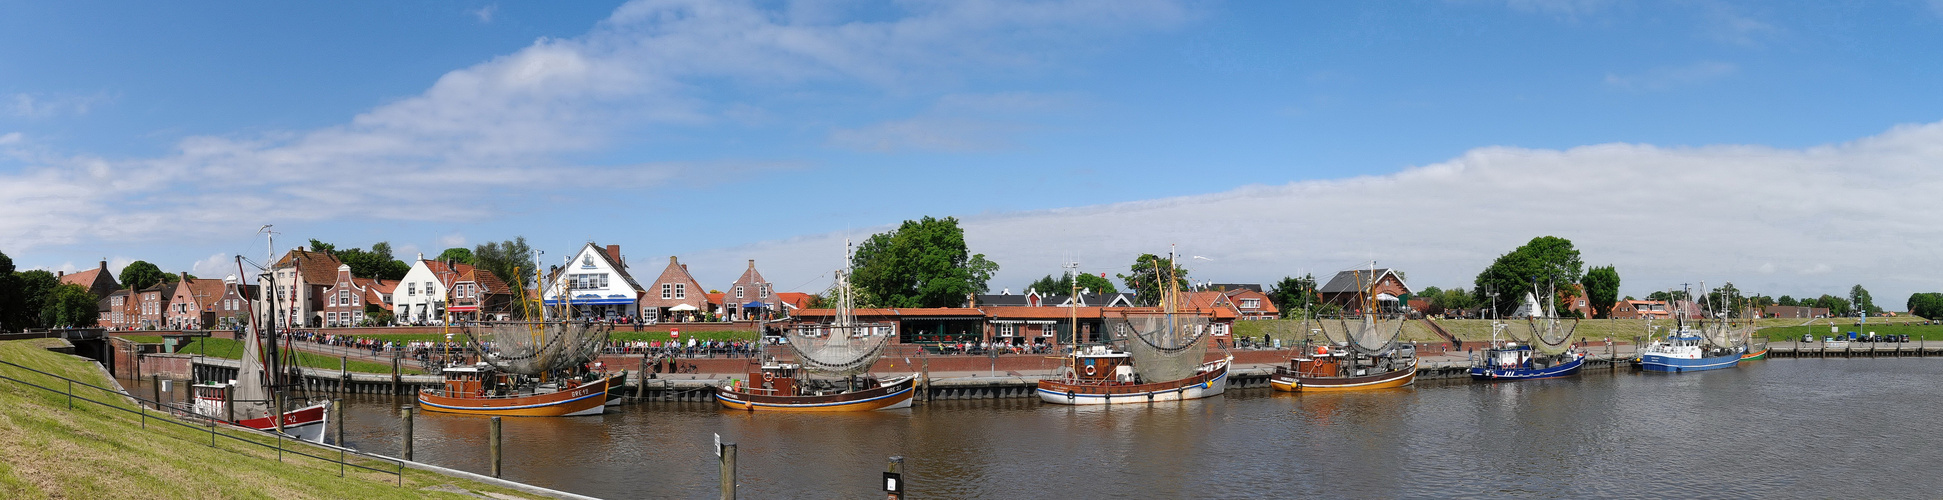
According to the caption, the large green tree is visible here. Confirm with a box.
[0,250,20,331]
[1026,272,1118,296]
[1850,284,1881,316]
[1777,295,1798,306]
[120,260,171,290]
[13,270,59,330]
[1908,293,1943,320]
[474,237,537,291]
[1814,294,1852,317]
[850,217,999,308]
[1582,265,1621,319]
[1473,236,1584,317]
[40,283,99,328]
[333,242,411,280]
[1267,274,1320,318]
[436,247,475,265]
[1117,253,1190,307]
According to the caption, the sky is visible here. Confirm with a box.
[4,0,1943,306]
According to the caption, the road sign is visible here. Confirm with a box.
[671,329,681,339]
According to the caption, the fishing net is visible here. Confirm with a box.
[464,321,609,376]
[1327,315,1406,356]
[786,270,893,376]
[1114,311,1209,383]
[1523,317,1578,355]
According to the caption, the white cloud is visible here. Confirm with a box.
[1500,0,1614,19]
[695,120,1943,305]
[0,0,1190,253]
[468,4,498,23]
[828,91,1077,152]
[0,132,20,145]
[1604,61,1737,91]
[7,92,112,118]
[439,234,468,248]
[190,253,240,280]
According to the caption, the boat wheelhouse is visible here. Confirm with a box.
[1269,343,1416,392]
[715,361,917,412]
[1035,345,1230,405]
[417,365,612,417]
[1633,332,1740,373]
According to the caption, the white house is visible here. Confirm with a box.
[395,256,471,325]
[542,243,646,320]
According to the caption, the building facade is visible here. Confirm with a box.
[724,260,775,321]
[541,243,646,321]
[256,248,344,329]
[638,255,708,323]
[57,260,121,301]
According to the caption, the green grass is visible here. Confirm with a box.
[123,337,420,375]
[0,339,543,499]
[1757,322,1943,341]
[1235,317,1882,344]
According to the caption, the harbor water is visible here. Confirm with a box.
[319,358,1941,498]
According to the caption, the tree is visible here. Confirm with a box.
[475,237,537,293]
[1706,283,1743,317]
[1850,285,1881,316]
[1814,295,1852,317]
[120,261,169,290]
[307,239,336,255]
[1777,295,1798,307]
[1582,265,1621,319]
[40,283,99,328]
[1434,287,1478,317]
[1117,253,1189,307]
[1473,236,1584,318]
[336,243,410,280]
[0,250,20,331]
[1268,275,1320,318]
[849,217,999,308]
[1026,272,1118,296]
[1646,290,1690,303]
[1908,293,1943,320]
[14,270,59,330]
[436,247,475,265]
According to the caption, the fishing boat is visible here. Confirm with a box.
[1632,283,1743,373]
[417,258,616,417]
[1038,249,1230,405]
[190,254,330,443]
[1271,263,1416,392]
[717,242,916,412]
[1469,283,1585,381]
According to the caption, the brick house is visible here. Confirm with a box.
[447,267,512,322]
[1222,288,1281,320]
[724,260,775,321]
[57,260,121,300]
[1611,300,1670,319]
[1318,268,1412,313]
[321,264,404,327]
[638,255,709,323]
[210,275,259,329]
[257,248,345,328]
[103,289,135,330]
[135,283,172,330]
[164,274,226,330]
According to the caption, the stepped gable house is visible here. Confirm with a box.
[257,247,344,328]
[542,243,647,321]
[211,275,260,329]
[58,260,121,300]
[724,260,776,321]
[1318,268,1412,313]
[164,274,227,330]
[321,265,401,327]
[638,255,709,323]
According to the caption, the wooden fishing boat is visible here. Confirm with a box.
[1036,345,1229,405]
[417,365,613,417]
[716,362,917,412]
[1269,343,1416,392]
[190,383,329,442]
[187,253,330,443]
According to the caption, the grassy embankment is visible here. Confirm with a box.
[1233,317,1938,344]
[120,336,421,375]
[0,339,541,499]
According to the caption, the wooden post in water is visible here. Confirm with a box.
[400,405,414,461]
[489,416,503,477]
[150,374,161,408]
[391,358,401,396]
[719,442,737,500]
[339,357,348,397]
[331,398,344,446]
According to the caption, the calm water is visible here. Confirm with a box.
[319,359,1942,499]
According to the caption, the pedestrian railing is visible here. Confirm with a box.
[0,358,405,486]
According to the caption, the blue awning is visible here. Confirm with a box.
[743,301,766,308]
[543,298,635,306]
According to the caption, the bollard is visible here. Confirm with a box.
[391,358,401,396]
[885,456,906,500]
[490,416,503,477]
[720,442,737,500]
[151,374,161,407]
[400,405,414,461]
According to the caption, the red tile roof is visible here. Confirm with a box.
[273,249,345,284]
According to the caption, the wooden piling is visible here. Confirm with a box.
[720,442,737,500]
[391,358,401,396]
[331,398,344,446]
[339,357,348,397]
[400,406,414,461]
[489,416,503,477]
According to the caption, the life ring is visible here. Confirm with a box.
[1084,364,1097,376]
[763,371,774,382]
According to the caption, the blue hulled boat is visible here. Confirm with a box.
[1469,343,1585,380]
[1632,331,1740,373]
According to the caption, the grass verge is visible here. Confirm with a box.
[0,339,542,499]
[121,337,420,375]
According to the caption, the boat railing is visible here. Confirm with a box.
[0,358,406,486]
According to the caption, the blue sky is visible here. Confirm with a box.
[5,0,1943,304]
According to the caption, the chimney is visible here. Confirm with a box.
[681,264,688,273]
[99,260,108,271]
[669,256,678,265]
[747,259,755,268]
[417,252,425,261]
[180,272,189,283]
[57,271,65,278]
[605,245,621,263]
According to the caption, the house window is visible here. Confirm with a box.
[662,283,672,299]
[408,283,416,296]
[1241,299,1260,309]
[425,281,434,296]
[674,283,686,299]
[354,312,363,323]
[735,286,744,299]
[761,284,770,298]
[999,323,1016,337]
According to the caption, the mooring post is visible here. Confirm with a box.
[339,356,348,397]
[331,398,344,446]
[400,405,414,461]
[884,455,906,500]
[489,416,503,477]
[720,442,737,500]
[151,374,161,408]
[391,358,401,396]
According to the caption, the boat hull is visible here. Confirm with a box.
[1036,360,1229,405]
[417,375,612,417]
[1635,354,1739,373]
[1740,347,1769,361]
[716,374,917,412]
[235,401,330,444]
[1270,363,1416,392]
[1469,354,1585,381]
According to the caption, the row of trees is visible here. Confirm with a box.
[0,251,106,330]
